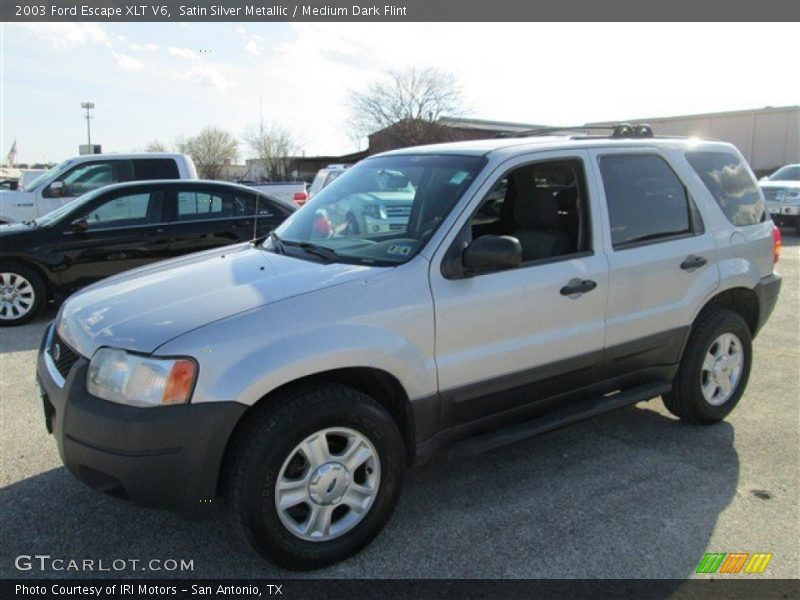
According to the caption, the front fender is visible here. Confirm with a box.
[156,261,437,408]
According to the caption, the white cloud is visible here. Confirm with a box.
[144,43,160,52]
[244,40,262,56]
[113,52,145,72]
[168,46,199,61]
[129,42,143,51]
[180,65,235,92]
[18,23,112,49]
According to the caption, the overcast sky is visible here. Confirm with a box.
[1,22,798,164]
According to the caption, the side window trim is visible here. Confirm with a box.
[597,152,704,251]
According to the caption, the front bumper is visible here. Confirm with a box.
[36,324,248,518]
[753,274,782,337]
[767,202,800,218]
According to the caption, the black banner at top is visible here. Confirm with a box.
[3,0,800,22]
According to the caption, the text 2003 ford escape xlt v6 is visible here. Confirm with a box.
[37,128,782,569]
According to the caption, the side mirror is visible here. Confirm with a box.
[462,235,522,276]
[71,219,89,234]
[47,182,65,198]
[760,175,769,181]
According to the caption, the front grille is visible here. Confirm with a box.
[762,188,779,202]
[384,205,411,218]
[49,333,81,379]
[763,188,790,203]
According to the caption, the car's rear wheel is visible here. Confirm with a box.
[0,263,45,326]
[225,383,405,570]
[663,307,752,424]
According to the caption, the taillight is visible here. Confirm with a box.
[293,191,308,206]
[772,224,782,264]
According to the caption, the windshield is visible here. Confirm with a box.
[21,160,69,192]
[768,165,800,182]
[35,188,105,226]
[271,154,486,265]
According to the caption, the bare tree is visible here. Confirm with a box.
[176,127,238,179]
[144,140,170,152]
[243,123,300,181]
[348,67,464,148]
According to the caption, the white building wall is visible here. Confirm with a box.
[592,106,799,172]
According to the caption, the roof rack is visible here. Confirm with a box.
[497,123,654,139]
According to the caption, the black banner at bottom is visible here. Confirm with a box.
[3,579,800,600]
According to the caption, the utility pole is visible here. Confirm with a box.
[81,102,95,147]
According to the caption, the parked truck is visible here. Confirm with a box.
[0,153,197,224]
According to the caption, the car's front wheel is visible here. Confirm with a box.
[663,307,752,424]
[0,262,45,326]
[225,383,405,570]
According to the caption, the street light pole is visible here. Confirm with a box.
[81,102,95,149]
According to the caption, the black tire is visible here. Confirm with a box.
[794,217,800,237]
[0,262,46,326]
[663,307,752,425]
[224,383,405,570]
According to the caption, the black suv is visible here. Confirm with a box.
[0,180,294,325]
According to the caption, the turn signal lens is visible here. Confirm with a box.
[163,359,197,405]
[772,225,781,264]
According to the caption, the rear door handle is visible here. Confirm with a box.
[560,278,597,296]
[680,255,708,271]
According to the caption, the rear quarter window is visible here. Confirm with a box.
[133,158,180,180]
[686,151,766,226]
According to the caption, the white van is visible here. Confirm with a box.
[0,153,197,223]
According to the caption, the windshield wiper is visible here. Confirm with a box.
[289,241,339,263]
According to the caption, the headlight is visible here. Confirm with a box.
[87,348,197,407]
[786,191,800,200]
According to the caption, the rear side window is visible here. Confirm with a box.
[234,194,283,218]
[599,154,695,248]
[177,190,227,220]
[686,151,766,226]
[133,159,180,180]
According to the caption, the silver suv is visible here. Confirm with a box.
[37,128,782,570]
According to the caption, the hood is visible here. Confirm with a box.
[760,180,800,189]
[0,221,37,234]
[57,244,379,357]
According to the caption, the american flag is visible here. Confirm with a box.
[6,140,17,166]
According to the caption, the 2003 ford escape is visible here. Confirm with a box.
[37,126,782,569]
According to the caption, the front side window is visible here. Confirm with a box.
[273,154,486,265]
[599,154,695,248]
[686,151,766,226]
[79,192,163,228]
[60,162,117,196]
[469,158,590,263]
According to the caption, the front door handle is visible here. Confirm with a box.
[680,255,708,271]
[560,278,597,296]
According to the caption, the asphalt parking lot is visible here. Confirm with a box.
[1,235,798,580]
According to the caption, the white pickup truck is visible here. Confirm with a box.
[246,181,309,207]
[0,153,197,224]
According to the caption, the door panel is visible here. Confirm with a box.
[56,189,170,290]
[589,148,720,360]
[430,150,609,426]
